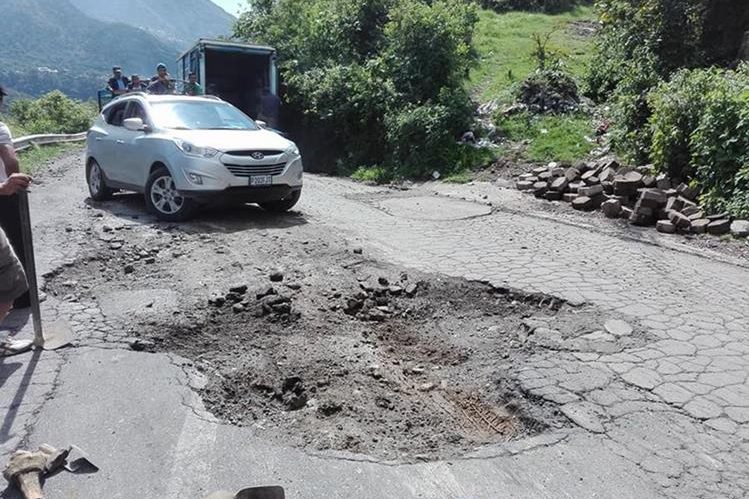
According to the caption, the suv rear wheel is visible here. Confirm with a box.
[145,167,196,221]
[87,159,114,201]
[259,189,301,213]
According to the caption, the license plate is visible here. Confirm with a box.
[249,175,272,186]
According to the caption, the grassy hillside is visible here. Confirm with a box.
[458,6,598,170]
[469,6,595,103]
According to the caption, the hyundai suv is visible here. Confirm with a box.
[85,94,303,221]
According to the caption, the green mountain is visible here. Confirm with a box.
[0,0,233,100]
[68,0,235,47]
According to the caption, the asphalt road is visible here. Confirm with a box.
[1,150,748,498]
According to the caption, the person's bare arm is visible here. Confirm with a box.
[0,173,31,196]
[0,144,19,176]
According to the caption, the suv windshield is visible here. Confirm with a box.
[151,101,259,131]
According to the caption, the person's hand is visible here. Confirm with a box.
[0,173,32,196]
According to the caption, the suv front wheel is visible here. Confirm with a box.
[145,167,196,221]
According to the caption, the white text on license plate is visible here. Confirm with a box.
[249,175,272,186]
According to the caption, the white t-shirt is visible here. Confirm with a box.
[0,122,11,182]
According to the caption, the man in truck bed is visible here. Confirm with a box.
[183,72,204,96]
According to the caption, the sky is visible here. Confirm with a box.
[211,0,243,16]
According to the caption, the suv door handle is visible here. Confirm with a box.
[116,140,125,144]
[95,137,103,142]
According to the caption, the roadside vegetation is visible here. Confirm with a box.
[6,91,96,135]
[1,91,92,173]
[233,0,596,182]
[586,0,749,218]
[17,143,82,174]
[235,0,481,181]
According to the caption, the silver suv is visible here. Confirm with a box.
[85,94,303,221]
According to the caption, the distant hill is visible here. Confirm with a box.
[68,0,235,47]
[0,0,234,100]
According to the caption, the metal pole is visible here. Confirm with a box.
[17,190,43,347]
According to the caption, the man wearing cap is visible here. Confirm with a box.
[107,66,130,96]
[0,85,33,315]
[147,63,175,95]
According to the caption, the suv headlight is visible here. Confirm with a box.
[176,139,218,158]
[285,143,300,157]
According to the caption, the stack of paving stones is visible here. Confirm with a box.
[515,160,749,238]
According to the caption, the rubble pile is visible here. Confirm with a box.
[343,275,420,322]
[209,280,298,321]
[515,160,749,238]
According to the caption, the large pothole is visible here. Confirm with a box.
[125,273,608,462]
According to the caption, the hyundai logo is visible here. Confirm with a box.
[251,152,265,160]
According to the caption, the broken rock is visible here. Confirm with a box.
[731,220,749,238]
[516,180,534,191]
[562,193,578,203]
[613,171,643,196]
[707,219,731,235]
[564,168,581,182]
[549,177,569,192]
[601,199,622,218]
[676,182,698,200]
[578,184,604,198]
[691,219,711,234]
[532,182,548,197]
[656,220,676,234]
[572,196,594,211]
[629,202,654,226]
[668,210,692,231]
[665,197,685,213]
[638,189,667,209]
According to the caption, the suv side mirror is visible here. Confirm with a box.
[124,117,146,132]
[256,120,267,128]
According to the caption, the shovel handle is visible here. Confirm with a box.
[16,471,44,499]
[17,190,43,347]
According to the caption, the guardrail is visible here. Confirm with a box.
[12,132,87,152]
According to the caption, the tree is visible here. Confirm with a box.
[234,0,480,178]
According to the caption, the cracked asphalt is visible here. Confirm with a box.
[1,150,748,498]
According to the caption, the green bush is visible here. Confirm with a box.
[383,0,477,104]
[647,65,749,217]
[606,50,660,164]
[586,0,749,102]
[235,0,480,178]
[647,68,717,179]
[10,91,94,135]
[385,102,457,178]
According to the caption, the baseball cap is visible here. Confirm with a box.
[113,65,122,71]
[157,63,167,70]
